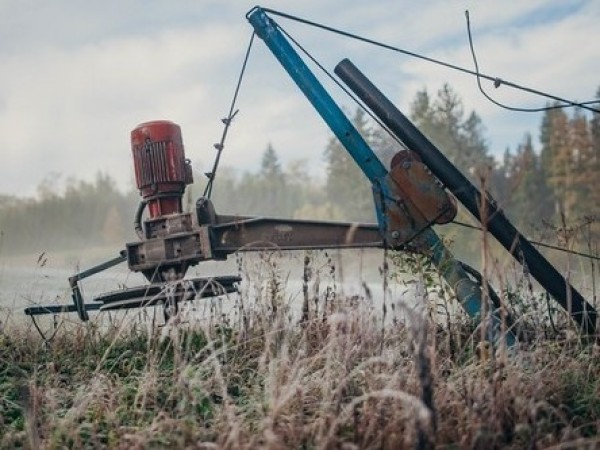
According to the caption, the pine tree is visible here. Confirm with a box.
[259,143,288,217]
[541,107,572,217]
[569,110,596,218]
[505,134,552,230]
[260,143,283,181]
[489,147,512,207]
[409,89,438,139]
[409,84,492,178]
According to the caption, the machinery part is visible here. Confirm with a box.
[389,150,457,225]
[248,7,516,347]
[131,120,193,220]
[390,149,421,167]
[25,303,102,316]
[210,217,383,255]
[25,276,239,318]
[68,250,128,321]
[196,196,218,226]
[388,158,456,225]
[371,151,458,246]
[334,58,597,334]
[128,121,205,282]
[126,214,213,280]
[96,275,240,311]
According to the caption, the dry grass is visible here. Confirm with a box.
[1,251,599,449]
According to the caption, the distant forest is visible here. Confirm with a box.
[1,84,599,258]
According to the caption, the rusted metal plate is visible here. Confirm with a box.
[374,151,457,249]
[211,217,383,254]
[389,159,457,225]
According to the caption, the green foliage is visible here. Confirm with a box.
[537,104,600,226]
[501,133,553,229]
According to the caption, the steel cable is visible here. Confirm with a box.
[258,7,600,114]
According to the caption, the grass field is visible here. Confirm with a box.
[1,250,599,449]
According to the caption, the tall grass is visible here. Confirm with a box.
[1,248,599,449]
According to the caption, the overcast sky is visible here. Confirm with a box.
[1,0,599,198]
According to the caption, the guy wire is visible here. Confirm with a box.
[204,32,256,198]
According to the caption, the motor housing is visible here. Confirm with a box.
[128,120,206,281]
[131,120,193,219]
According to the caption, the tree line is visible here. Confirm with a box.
[0,174,138,255]
[1,84,598,256]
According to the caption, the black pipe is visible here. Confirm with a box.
[335,58,597,334]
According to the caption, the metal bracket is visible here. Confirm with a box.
[67,250,127,321]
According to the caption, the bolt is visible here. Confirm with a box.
[391,230,400,239]
[402,161,411,169]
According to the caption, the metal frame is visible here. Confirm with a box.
[247,6,516,346]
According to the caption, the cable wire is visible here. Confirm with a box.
[204,32,255,198]
[465,10,599,113]
[452,219,600,261]
[259,7,600,115]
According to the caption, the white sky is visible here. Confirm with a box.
[1,0,598,197]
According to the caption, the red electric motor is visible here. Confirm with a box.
[131,120,193,219]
